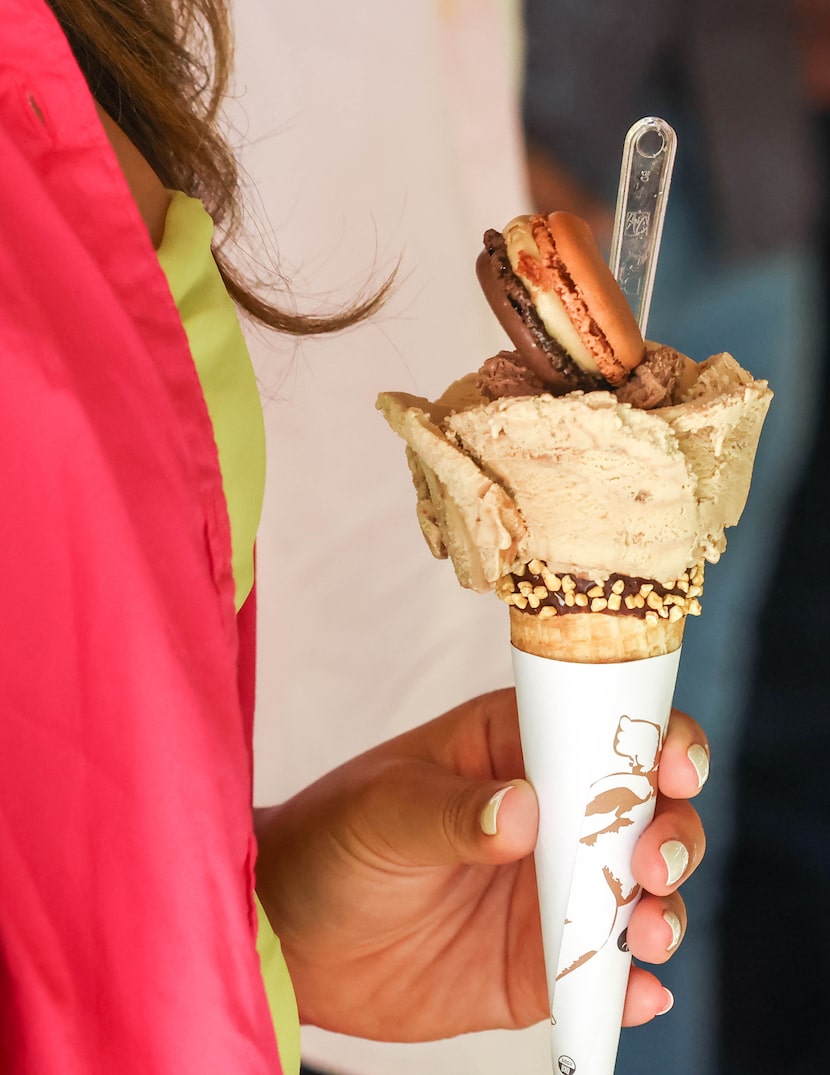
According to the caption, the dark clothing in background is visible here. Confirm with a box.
[522,2,823,1074]
[522,0,820,260]
[721,106,830,1074]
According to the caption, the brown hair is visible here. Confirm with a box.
[47,0,393,335]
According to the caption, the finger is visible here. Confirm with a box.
[358,760,539,869]
[631,796,705,896]
[626,891,687,966]
[474,778,539,864]
[658,707,710,799]
[418,687,525,781]
[622,964,675,1027]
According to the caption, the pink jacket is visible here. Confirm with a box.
[0,1,282,1071]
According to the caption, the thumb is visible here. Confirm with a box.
[364,761,539,869]
[471,779,540,865]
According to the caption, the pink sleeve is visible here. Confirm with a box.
[0,2,283,1071]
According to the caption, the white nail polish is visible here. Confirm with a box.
[480,786,513,836]
[660,840,689,886]
[663,910,682,951]
[656,988,675,1016]
[687,744,710,789]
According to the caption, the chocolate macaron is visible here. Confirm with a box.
[476,212,646,393]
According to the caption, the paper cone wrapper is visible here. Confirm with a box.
[511,609,683,1075]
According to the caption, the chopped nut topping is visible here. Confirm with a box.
[495,561,706,623]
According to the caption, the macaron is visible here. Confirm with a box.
[476,211,645,392]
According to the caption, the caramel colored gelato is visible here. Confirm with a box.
[377,350,771,599]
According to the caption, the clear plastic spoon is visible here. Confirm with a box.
[608,117,677,335]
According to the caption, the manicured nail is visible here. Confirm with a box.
[687,744,710,789]
[656,988,675,1016]
[664,910,682,952]
[480,786,514,836]
[660,840,689,886]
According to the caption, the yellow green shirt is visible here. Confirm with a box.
[157,191,300,1075]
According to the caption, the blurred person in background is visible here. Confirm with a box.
[521,1,823,1073]
[720,1,830,1070]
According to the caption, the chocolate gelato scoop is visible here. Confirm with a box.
[477,343,690,410]
[614,345,687,409]
[477,350,547,400]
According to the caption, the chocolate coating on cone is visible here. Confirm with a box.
[509,606,685,663]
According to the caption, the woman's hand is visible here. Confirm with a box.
[254,688,707,1042]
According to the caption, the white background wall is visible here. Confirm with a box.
[228,1,551,1070]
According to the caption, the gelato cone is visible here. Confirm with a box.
[510,604,684,662]
[377,206,771,1074]
[508,585,685,1071]
[511,642,681,1074]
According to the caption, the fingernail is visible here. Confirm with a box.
[660,840,689,886]
[687,744,710,789]
[663,910,682,952]
[480,786,514,836]
[657,988,675,1016]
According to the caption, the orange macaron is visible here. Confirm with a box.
[476,211,645,392]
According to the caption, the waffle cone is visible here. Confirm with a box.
[509,607,685,663]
